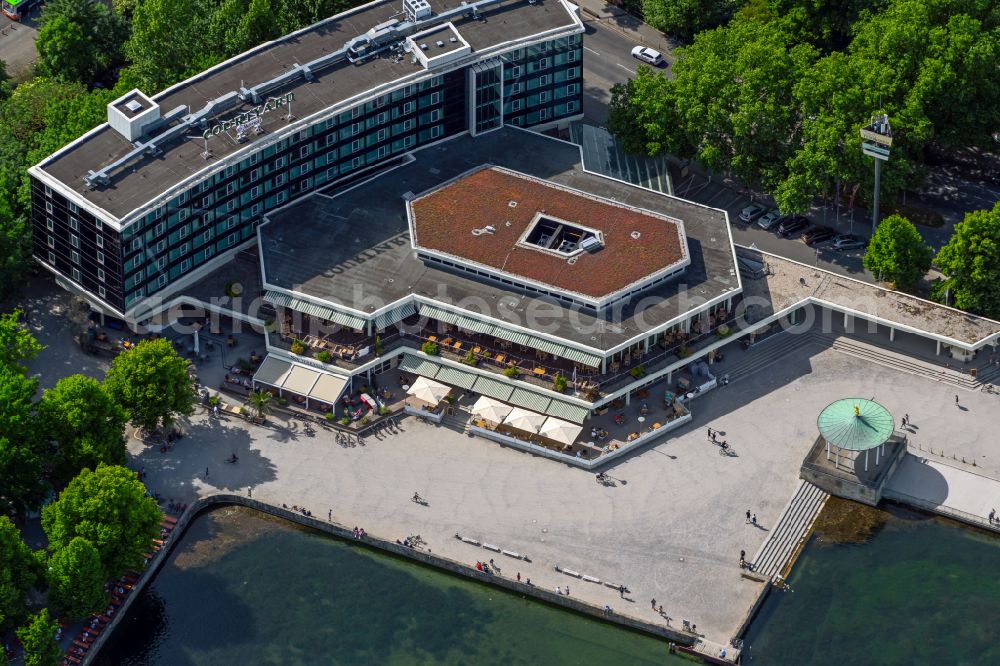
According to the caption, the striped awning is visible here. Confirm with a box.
[461,318,497,335]
[534,339,567,356]
[508,387,552,413]
[560,346,603,369]
[472,375,514,402]
[434,365,478,390]
[266,291,367,330]
[417,303,461,325]
[493,329,530,346]
[399,355,441,377]
[545,399,590,424]
[374,302,416,330]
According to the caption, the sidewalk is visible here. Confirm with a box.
[884,455,1000,530]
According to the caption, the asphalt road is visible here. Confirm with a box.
[0,12,40,77]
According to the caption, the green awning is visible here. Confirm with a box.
[472,375,514,402]
[417,303,461,325]
[493,329,530,346]
[534,339,567,356]
[266,291,367,330]
[560,346,603,368]
[434,365,478,390]
[374,302,416,330]
[817,398,894,451]
[545,399,590,424]
[399,355,442,378]
[462,318,497,335]
[508,387,552,413]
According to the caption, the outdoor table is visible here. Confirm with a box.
[402,384,410,390]
[637,416,646,423]
[427,336,438,343]
[533,367,546,376]
[473,346,481,354]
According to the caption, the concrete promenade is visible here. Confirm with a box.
[885,455,1000,531]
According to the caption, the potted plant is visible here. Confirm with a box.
[359,415,371,426]
[277,396,288,407]
[378,406,390,415]
[325,412,336,422]
[629,365,646,379]
[553,374,567,392]
[678,343,692,358]
[291,339,306,355]
[339,416,350,426]
[421,341,438,355]
[503,366,521,378]
[208,395,220,407]
[716,324,732,339]
[316,350,332,363]
[463,350,477,366]
[224,281,243,298]
[375,335,383,356]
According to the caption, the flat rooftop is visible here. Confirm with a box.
[260,127,739,351]
[409,167,687,299]
[739,248,1000,347]
[37,0,580,222]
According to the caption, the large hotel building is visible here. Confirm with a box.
[30,0,997,465]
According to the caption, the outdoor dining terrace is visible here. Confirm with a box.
[267,298,745,399]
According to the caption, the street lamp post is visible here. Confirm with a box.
[860,114,892,231]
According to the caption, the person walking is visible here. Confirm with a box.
[955,394,960,405]
[205,467,209,478]
[651,598,657,610]
[517,572,521,582]
[745,509,751,524]
[565,585,570,596]
[247,487,252,497]
[619,584,625,598]
[328,509,332,521]
[990,508,996,523]
[707,427,712,440]
[752,513,757,526]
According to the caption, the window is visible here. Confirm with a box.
[72,268,81,283]
[376,128,388,142]
[94,218,101,229]
[276,190,288,205]
[430,91,442,105]
[250,168,261,182]
[326,133,337,146]
[97,250,105,265]
[179,224,190,239]
[539,91,550,103]
[154,221,166,236]
[68,200,79,212]
[225,165,237,178]
[226,215,239,230]
[180,259,192,273]
[96,235,104,248]
[351,138,363,153]
[273,156,287,170]
[179,242,190,255]
[132,238,142,251]
[71,250,80,264]
[403,118,416,132]
[567,50,578,62]
[249,185,262,199]
[178,191,189,205]
[249,152,260,165]
[69,217,78,231]
[376,145,389,159]
[538,57,549,70]
[203,230,213,243]
[326,167,338,180]
[70,235,79,249]
[430,125,442,139]
[567,83,579,95]
[157,274,167,288]
[510,82,522,95]
[429,109,442,122]
[509,65,521,78]
[225,181,237,196]
[351,105,362,119]
[45,201,53,214]
[403,101,416,115]
[300,145,311,159]
[46,218,54,231]
[45,185,52,198]
[48,251,56,264]
[300,161,312,174]
[351,122,363,136]
[156,240,166,253]
[249,203,261,217]
[228,232,240,246]
[567,100,580,113]
[179,207,190,222]
[47,236,55,249]
[511,99,523,112]
[98,286,106,299]
[154,206,165,219]
[274,173,286,187]
[539,74,550,86]
[352,156,365,169]
[226,199,237,212]
[539,108,550,121]
[98,268,106,282]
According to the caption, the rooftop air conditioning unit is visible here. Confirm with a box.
[580,237,603,253]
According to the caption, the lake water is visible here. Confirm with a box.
[743,503,1000,665]
[93,506,684,665]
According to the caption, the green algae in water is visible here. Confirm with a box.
[94,507,689,666]
[744,506,1000,665]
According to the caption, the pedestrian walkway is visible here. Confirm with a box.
[884,455,1000,531]
[570,124,672,194]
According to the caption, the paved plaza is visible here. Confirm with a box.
[17,282,1000,643]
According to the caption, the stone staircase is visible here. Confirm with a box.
[750,480,828,580]
[724,327,994,392]
[438,408,472,434]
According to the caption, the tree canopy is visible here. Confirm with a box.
[42,464,162,580]
[16,608,62,666]
[103,338,194,432]
[608,0,1000,213]
[933,202,1000,319]
[862,214,932,289]
[0,310,43,371]
[0,516,42,631]
[0,366,47,519]
[47,537,107,619]
[641,0,739,41]
[37,374,128,488]
[36,0,129,85]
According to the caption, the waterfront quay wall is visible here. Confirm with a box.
[85,495,696,664]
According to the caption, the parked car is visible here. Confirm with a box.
[802,226,837,246]
[631,46,664,66]
[832,234,867,251]
[757,210,785,230]
[777,215,809,237]
[738,203,767,223]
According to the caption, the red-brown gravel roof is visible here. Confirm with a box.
[409,167,687,298]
